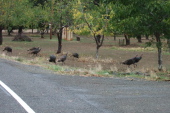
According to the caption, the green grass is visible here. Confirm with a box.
[97,70,112,76]
[156,76,170,81]
[15,57,24,62]
[14,46,25,50]
[110,46,118,50]
[28,34,40,37]
[49,65,63,71]
[163,52,170,55]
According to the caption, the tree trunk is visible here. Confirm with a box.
[157,46,162,71]
[137,35,142,43]
[50,24,52,39]
[0,26,3,45]
[56,27,63,54]
[124,34,130,45]
[96,46,99,59]
[96,34,101,43]
[7,27,12,36]
[155,32,163,71]
[94,34,104,58]
[18,26,23,34]
[17,26,23,39]
[56,33,62,54]
[114,33,116,41]
[40,30,45,38]
[8,29,12,36]
[167,39,170,53]
[145,34,149,40]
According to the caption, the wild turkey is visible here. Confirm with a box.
[58,53,68,64]
[27,47,38,51]
[49,55,56,64]
[122,55,138,67]
[72,53,79,58]
[3,46,12,53]
[30,47,41,56]
[134,54,143,67]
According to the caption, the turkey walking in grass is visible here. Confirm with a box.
[134,54,143,67]
[49,55,56,64]
[27,47,38,51]
[3,46,12,54]
[72,53,79,58]
[121,55,138,67]
[29,47,41,56]
[58,53,68,64]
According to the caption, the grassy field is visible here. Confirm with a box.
[1,31,170,81]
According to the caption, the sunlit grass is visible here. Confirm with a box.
[110,45,157,52]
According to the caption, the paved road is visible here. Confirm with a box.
[0,58,170,113]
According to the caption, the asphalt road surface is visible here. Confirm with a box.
[0,58,170,113]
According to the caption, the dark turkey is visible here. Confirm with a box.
[122,55,138,67]
[133,54,143,67]
[72,53,79,58]
[3,46,12,53]
[30,47,41,56]
[27,47,38,51]
[58,53,68,64]
[49,55,56,63]
[134,54,143,63]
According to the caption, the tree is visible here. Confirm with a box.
[11,0,35,40]
[34,4,50,38]
[111,0,170,71]
[44,0,74,53]
[72,0,112,58]
[141,0,170,71]
[0,0,15,44]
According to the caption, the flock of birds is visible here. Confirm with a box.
[2,46,79,65]
[2,46,143,67]
[49,53,79,64]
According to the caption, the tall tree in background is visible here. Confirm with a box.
[111,0,170,71]
[0,0,17,45]
[146,1,170,71]
[33,4,50,38]
[72,0,112,58]
[12,0,34,39]
[48,0,73,54]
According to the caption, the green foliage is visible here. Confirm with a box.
[145,42,153,48]
[0,0,51,30]
[33,4,50,29]
[29,0,48,6]
[0,0,16,28]
[72,0,113,35]
[11,0,32,27]
[1,0,170,41]
[111,0,170,37]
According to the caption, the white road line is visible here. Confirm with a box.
[0,80,36,113]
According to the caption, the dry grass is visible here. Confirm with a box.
[1,52,170,80]
[119,46,156,51]
[78,56,116,64]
